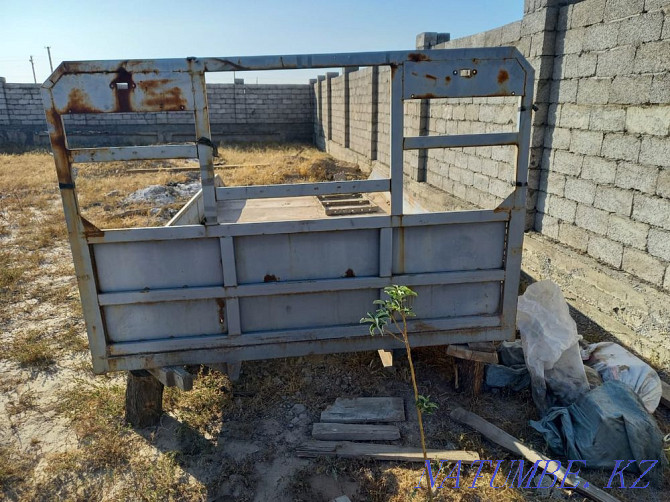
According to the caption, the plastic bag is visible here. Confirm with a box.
[583,342,662,413]
[517,280,589,414]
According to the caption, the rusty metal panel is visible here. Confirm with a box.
[51,71,195,114]
[403,59,525,99]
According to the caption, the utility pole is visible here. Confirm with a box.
[29,55,37,84]
[45,46,53,73]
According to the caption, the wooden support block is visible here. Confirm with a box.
[447,344,499,364]
[377,349,393,368]
[661,381,670,409]
[125,370,164,428]
[312,422,400,441]
[297,440,480,463]
[148,366,194,391]
[321,397,405,423]
[450,407,621,502]
[467,341,497,353]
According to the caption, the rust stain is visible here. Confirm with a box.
[65,88,101,114]
[497,69,509,85]
[397,227,405,275]
[408,52,430,62]
[412,93,437,99]
[390,63,398,78]
[444,76,451,83]
[425,74,437,81]
[264,274,279,282]
[138,79,187,110]
[110,67,135,112]
[494,206,511,214]
[344,269,356,278]
[44,108,72,184]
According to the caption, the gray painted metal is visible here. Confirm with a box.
[41,48,534,374]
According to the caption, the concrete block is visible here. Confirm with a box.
[615,162,659,193]
[634,40,670,73]
[575,78,611,105]
[502,20,522,43]
[650,74,670,103]
[559,103,590,129]
[607,214,649,248]
[617,11,663,45]
[569,129,603,156]
[536,213,560,239]
[648,228,670,261]
[563,53,598,78]
[565,177,597,204]
[604,0,645,22]
[576,203,610,235]
[581,156,617,184]
[657,169,670,198]
[571,0,606,28]
[632,193,670,229]
[547,195,578,222]
[587,235,623,268]
[589,107,625,132]
[559,221,590,252]
[639,136,670,168]
[550,78,578,104]
[601,133,640,162]
[552,150,583,176]
[583,22,620,51]
[665,265,670,291]
[594,186,633,216]
[622,248,665,285]
[547,127,571,150]
[545,170,567,196]
[609,75,652,104]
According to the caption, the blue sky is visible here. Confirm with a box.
[1,0,522,84]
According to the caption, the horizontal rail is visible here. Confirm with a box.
[86,209,509,244]
[96,269,506,306]
[106,316,503,357]
[403,133,519,150]
[215,179,390,201]
[69,144,198,163]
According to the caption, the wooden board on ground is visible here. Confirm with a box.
[450,407,621,502]
[660,380,670,409]
[377,349,393,368]
[312,423,400,441]
[447,344,499,364]
[147,366,193,391]
[297,440,480,463]
[320,397,405,423]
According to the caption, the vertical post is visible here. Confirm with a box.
[325,71,338,142]
[370,66,379,161]
[41,86,109,374]
[500,69,534,340]
[317,75,325,146]
[29,56,37,84]
[45,46,54,73]
[125,370,164,427]
[343,67,354,148]
[190,70,218,226]
[389,65,404,216]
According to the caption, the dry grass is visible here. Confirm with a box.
[5,329,56,369]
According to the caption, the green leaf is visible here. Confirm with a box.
[416,395,438,415]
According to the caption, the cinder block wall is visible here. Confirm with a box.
[312,0,670,293]
[0,81,314,147]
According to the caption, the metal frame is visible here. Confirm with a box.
[41,48,534,374]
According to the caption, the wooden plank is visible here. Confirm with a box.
[447,344,499,364]
[297,440,480,463]
[312,423,400,441]
[320,397,405,423]
[216,179,390,201]
[147,366,193,391]
[450,407,621,502]
[377,349,393,368]
[661,381,670,409]
[467,341,497,353]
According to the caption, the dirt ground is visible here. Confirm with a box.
[0,145,668,501]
